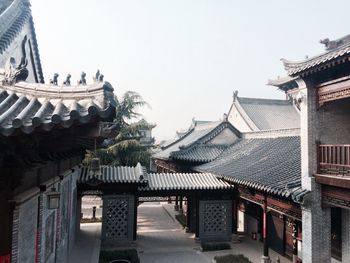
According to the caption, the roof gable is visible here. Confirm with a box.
[228,93,300,131]
[153,120,240,162]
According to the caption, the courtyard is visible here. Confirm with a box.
[70,202,292,263]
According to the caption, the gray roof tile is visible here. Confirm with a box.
[237,97,300,130]
[282,35,350,76]
[79,163,232,191]
[154,120,227,160]
[79,163,146,184]
[170,144,227,163]
[0,78,116,136]
[140,172,232,191]
[194,136,301,198]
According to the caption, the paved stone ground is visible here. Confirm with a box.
[69,202,292,263]
[68,223,101,263]
[137,202,209,263]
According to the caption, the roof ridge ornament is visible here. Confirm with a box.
[3,36,29,85]
[78,71,87,85]
[233,90,238,102]
[320,35,350,51]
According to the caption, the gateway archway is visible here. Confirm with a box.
[77,163,236,248]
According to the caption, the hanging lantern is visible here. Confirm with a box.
[47,188,60,209]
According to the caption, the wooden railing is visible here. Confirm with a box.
[319,144,350,176]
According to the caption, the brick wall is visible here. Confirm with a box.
[10,166,80,263]
[300,80,332,262]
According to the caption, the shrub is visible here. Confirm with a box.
[214,254,252,263]
[99,249,140,263]
[201,242,231,251]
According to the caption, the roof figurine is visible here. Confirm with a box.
[50,73,59,85]
[99,74,104,82]
[95,69,100,81]
[0,70,117,136]
[319,35,350,51]
[78,71,87,85]
[63,73,71,86]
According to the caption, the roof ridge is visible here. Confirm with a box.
[238,96,292,105]
[281,39,350,68]
[242,128,300,139]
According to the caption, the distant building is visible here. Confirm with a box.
[136,118,155,146]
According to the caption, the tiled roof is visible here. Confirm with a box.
[0,0,44,82]
[79,163,232,191]
[267,76,298,92]
[140,172,232,191]
[79,163,147,184]
[282,35,350,76]
[194,135,301,198]
[237,97,300,130]
[170,144,227,163]
[0,77,116,136]
[153,121,222,160]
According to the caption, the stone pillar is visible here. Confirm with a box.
[297,79,331,263]
[342,209,350,261]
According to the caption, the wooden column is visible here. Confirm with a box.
[175,196,179,211]
[195,194,199,238]
[76,194,82,235]
[133,195,138,241]
[186,196,191,232]
[292,221,298,263]
[232,199,238,234]
[179,196,183,213]
[262,195,271,263]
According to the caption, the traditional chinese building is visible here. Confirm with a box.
[0,1,117,262]
[153,96,304,262]
[269,34,350,263]
[152,119,241,173]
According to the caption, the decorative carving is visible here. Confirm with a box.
[50,73,59,85]
[63,74,71,86]
[3,36,29,85]
[323,195,350,209]
[319,85,350,104]
[78,71,87,85]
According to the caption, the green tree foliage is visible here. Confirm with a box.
[85,91,154,168]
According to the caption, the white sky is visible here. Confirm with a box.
[30,0,350,141]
